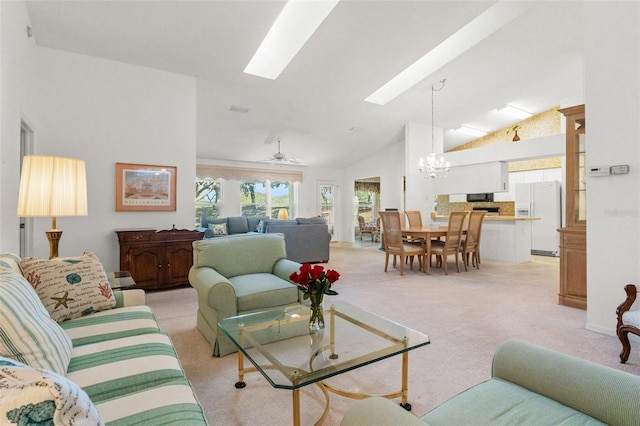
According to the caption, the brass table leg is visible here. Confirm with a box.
[235,349,247,388]
[292,388,301,426]
[235,328,247,389]
[399,350,411,411]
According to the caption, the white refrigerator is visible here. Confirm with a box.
[515,181,562,257]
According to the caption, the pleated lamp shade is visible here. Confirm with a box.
[17,155,88,219]
[17,155,87,258]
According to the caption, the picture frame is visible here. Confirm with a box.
[115,163,177,211]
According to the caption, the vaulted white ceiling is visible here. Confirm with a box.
[26,0,584,168]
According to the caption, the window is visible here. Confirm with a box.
[271,181,291,218]
[356,190,375,222]
[240,180,292,218]
[196,177,221,224]
[241,181,267,216]
[355,180,380,224]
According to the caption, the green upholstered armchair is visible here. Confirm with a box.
[189,233,305,357]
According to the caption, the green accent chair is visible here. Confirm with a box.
[189,233,305,357]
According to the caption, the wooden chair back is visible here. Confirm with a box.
[465,211,486,250]
[379,211,403,248]
[405,210,423,228]
[444,211,467,251]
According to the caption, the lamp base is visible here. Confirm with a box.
[46,230,63,259]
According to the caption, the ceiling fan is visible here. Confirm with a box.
[261,139,302,165]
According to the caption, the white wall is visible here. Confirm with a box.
[584,1,640,335]
[0,1,41,254]
[4,45,198,272]
[342,140,405,242]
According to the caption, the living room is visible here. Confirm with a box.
[0,1,639,423]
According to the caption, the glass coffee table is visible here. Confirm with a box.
[218,301,430,425]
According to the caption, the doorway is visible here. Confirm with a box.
[354,177,380,247]
[318,181,337,241]
[19,120,34,257]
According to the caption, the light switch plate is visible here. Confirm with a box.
[611,165,630,175]
[588,166,610,177]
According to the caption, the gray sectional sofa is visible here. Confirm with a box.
[341,339,640,426]
[199,215,331,263]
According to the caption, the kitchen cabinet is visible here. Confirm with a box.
[435,161,508,195]
[115,228,204,290]
[558,104,586,309]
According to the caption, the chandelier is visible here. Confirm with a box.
[419,79,449,178]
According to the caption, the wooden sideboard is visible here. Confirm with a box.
[115,228,204,290]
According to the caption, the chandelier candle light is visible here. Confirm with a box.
[419,79,449,178]
[289,264,340,333]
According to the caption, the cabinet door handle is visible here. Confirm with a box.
[167,263,171,268]
[158,264,162,269]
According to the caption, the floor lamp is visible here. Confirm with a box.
[17,155,88,259]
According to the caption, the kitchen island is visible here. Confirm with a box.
[432,215,539,263]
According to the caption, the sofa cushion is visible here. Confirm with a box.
[228,216,250,234]
[422,378,605,426]
[0,357,103,425]
[61,305,160,347]
[66,333,186,403]
[192,233,288,278]
[0,252,22,274]
[248,216,269,232]
[0,270,73,375]
[296,217,327,224]
[230,273,300,312]
[20,252,116,323]
[263,219,297,228]
[95,377,207,425]
[208,222,228,236]
[201,216,226,227]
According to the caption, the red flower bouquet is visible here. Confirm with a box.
[289,264,340,331]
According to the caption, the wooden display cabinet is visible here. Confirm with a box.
[558,104,586,309]
[115,228,204,290]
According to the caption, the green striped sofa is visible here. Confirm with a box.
[1,255,208,425]
[60,305,207,424]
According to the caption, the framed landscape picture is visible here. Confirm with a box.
[116,163,177,211]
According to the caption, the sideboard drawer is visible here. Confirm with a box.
[115,229,155,243]
[120,232,153,243]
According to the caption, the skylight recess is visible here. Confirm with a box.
[244,0,340,80]
[364,1,537,105]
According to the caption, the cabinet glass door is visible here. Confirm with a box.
[575,133,586,223]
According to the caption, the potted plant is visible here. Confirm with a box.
[507,124,521,141]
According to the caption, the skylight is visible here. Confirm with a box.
[364,1,536,105]
[244,0,340,80]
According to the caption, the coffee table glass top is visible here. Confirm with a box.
[218,301,430,389]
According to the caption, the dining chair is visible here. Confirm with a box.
[405,210,422,228]
[379,211,425,275]
[461,210,486,271]
[430,211,467,275]
[403,210,426,259]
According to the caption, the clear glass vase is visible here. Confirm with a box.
[308,297,325,334]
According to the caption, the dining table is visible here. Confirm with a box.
[401,226,449,275]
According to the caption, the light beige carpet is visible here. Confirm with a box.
[146,244,640,425]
